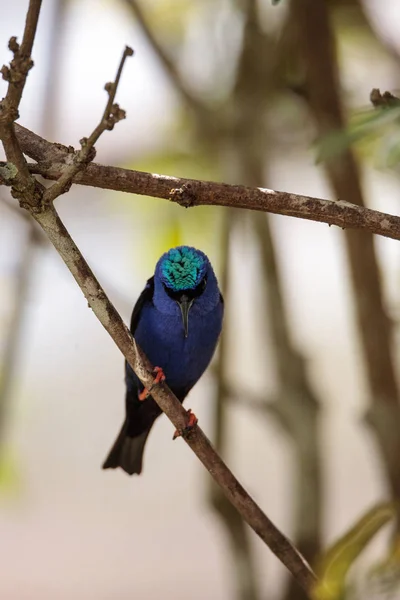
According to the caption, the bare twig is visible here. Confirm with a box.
[1,0,42,110]
[0,0,44,205]
[42,46,133,203]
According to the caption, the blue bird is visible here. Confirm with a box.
[102,246,224,475]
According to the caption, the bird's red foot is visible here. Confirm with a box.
[173,409,198,440]
[138,366,166,401]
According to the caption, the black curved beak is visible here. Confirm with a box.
[178,294,194,338]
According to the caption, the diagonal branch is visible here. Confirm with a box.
[32,203,317,594]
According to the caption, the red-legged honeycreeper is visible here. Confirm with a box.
[102,246,224,475]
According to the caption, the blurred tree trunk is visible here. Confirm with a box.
[209,5,323,600]
[290,0,400,506]
[209,210,260,600]
[41,0,69,139]
[0,224,38,453]
[125,1,324,598]
[0,0,67,458]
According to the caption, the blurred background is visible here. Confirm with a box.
[2,0,400,599]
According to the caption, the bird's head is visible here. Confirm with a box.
[153,246,221,337]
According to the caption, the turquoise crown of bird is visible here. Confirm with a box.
[102,245,224,475]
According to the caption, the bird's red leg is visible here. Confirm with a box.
[138,366,166,401]
[173,409,198,440]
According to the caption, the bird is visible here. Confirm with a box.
[102,245,224,476]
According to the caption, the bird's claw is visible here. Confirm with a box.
[173,409,198,440]
[138,366,166,401]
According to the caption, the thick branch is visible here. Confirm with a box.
[3,125,400,241]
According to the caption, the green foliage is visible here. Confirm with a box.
[312,503,396,600]
[137,0,197,43]
[315,105,400,168]
[0,448,21,497]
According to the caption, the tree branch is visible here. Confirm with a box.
[0,2,317,592]
[33,203,316,594]
[1,125,400,241]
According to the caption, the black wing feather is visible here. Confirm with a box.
[129,276,154,335]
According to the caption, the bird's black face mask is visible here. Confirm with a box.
[163,277,207,337]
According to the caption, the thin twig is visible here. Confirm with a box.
[1,0,42,110]
[42,46,133,203]
[0,0,44,205]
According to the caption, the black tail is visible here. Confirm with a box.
[102,418,151,475]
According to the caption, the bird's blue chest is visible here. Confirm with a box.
[133,301,222,393]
